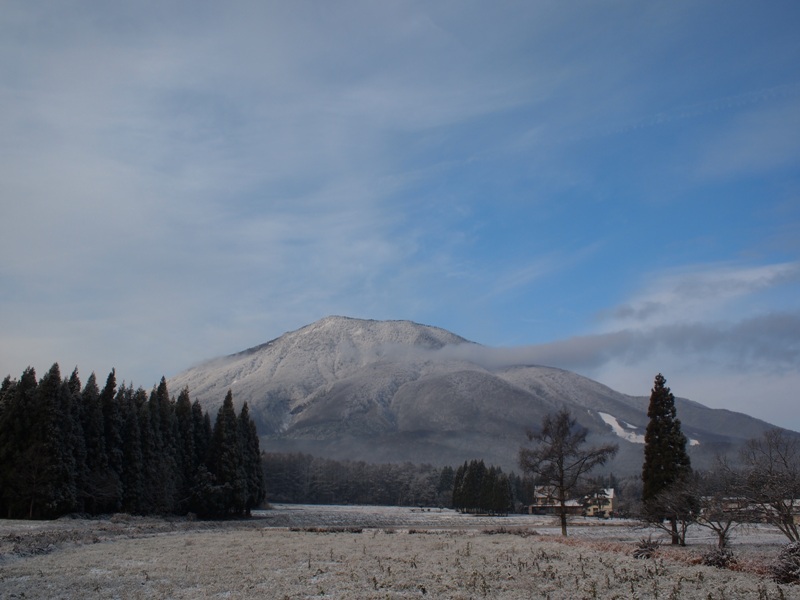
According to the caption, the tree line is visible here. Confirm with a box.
[262,453,537,511]
[0,364,265,519]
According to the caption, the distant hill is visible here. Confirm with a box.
[169,316,788,474]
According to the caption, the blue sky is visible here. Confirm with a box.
[2,1,799,429]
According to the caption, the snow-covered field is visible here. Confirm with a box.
[1,505,797,599]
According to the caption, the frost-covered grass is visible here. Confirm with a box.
[1,506,798,599]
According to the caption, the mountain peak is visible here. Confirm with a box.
[295,315,471,348]
[169,317,784,473]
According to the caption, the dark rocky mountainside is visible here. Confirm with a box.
[169,316,784,474]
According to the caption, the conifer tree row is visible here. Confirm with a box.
[0,364,265,519]
[452,459,513,515]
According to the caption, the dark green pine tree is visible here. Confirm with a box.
[0,373,22,517]
[120,386,146,514]
[80,372,115,514]
[51,371,80,515]
[191,399,212,468]
[65,368,88,510]
[461,460,487,513]
[143,377,178,513]
[21,364,63,518]
[187,400,215,516]
[642,373,692,501]
[238,402,266,515]
[156,377,180,512]
[437,465,455,507]
[480,466,498,513]
[0,368,38,518]
[0,364,76,518]
[100,369,124,512]
[138,387,160,514]
[642,373,693,541]
[175,387,196,513]
[492,472,513,515]
[452,462,467,510]
[209,390,246,516]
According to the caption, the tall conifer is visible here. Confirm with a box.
[100,369,124,512]
[641,373,693,543]
[642,373,692,502]
[80,372,112,513]
[238,402,266,515]
[210,390,246,515]
[1,368,38,517]
[175,387,195,513]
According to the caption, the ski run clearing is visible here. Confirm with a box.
[1,504,797,599]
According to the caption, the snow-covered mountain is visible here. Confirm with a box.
[169,316,784,474]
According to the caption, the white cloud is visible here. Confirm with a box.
[599,262,800,330]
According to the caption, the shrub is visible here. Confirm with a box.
[633,536,661,559]
[771,541,800,584]
[701,547,737,569]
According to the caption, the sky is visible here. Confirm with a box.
[2,1,799,430]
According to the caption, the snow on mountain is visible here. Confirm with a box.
[597,412,646,444]
[598,411,701,447]
[169,316,784,473]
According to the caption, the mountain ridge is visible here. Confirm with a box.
[169,316,787,473]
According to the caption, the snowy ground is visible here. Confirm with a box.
[0,505,797,599]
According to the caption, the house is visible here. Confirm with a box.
[584,488,616,519]
[527,486,616,518]
[527,486,584,516]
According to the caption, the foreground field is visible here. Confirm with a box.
[1,505,798,599]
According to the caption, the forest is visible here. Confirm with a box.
[261,452,628,515]
[0,364,265,519]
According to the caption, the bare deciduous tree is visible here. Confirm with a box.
[519,409,617,536]
[695,466,756,549]
[737,429,800,542]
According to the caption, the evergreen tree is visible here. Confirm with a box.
[452,462,467,510]
[138,387,159,514]
[437,465,455,507]
[120,386,146,514]
[0,368,38,517]
[209,390,246,516]
[193,401,212,467]
[22,364,63,518]
[238,402,266,515]
[0,374,20,517]
[100,369,124,512]
[480,466,497,513]
[641,373,693,544]
[492,472,513,515]
[51,371,80,515]
[142,378,178,513]
[175,387,196,513]
[156,377,179,512]
[80,373,115,513]
[64,368,87,513]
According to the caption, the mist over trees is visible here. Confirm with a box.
[0,364,264,519]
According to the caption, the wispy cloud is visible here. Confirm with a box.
[1,2,798,431]
[598,262,800,330]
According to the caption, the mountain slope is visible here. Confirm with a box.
[169,316,786,473]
